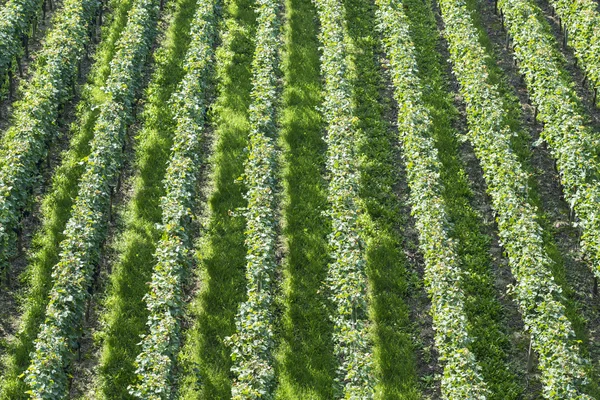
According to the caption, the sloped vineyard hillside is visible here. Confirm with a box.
[0,0,599,397]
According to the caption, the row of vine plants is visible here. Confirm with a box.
[0,0,137,395]
[344,0,421,394]
[128,0,218,397]
[313,0,373,394]
[375,0,489,397]
[225,0,281,396]
[94,0,199,396]
[438,0,591,397]
[498,0,600,290]
[174,0,255,393]
[23,0,160,394]
[0,0,46,86]
[0,0,99,275]
[546,0,600,98]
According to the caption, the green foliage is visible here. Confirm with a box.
[95,0,199,396]
[0,0,140,396]
[23,0,160,395]
[439,0,591,398]
[224,0,281,397]
[404,0,522,396]
[403,0,523,394]
[128,0,218,397]
[410,4,523,399]
[175,0,255,395]
[548,0,600,94]
[273,0,335,395]
[343,0,420,396]
[0,0,45,85]
[312,0,375,395]
[375,0,490,397]
[499,0,600,288]
[0,0,99,275]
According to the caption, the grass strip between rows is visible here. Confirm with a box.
[343,0,421,395]
[402,0,523,396]
[409,0,528,396]
[273,0,335,394]
[175,0,255,395]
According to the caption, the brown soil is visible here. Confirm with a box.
[536,0,600,129]
[430,0,539,396]
[477,0,600,388]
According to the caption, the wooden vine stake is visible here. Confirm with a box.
[77,339,82,361]
[85,290,92,323]
[527,338,535,372]
[108,186,114,223]
[569,207,574,223]
[16,57,23,77]
[95,6,103,44]
[46,146,51,171]
[23,35,29,59]
[558,17,561,32]
[8,68,14,100]
[12,226,21,281]
[116,169,122,194]
[115,141,125,192]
